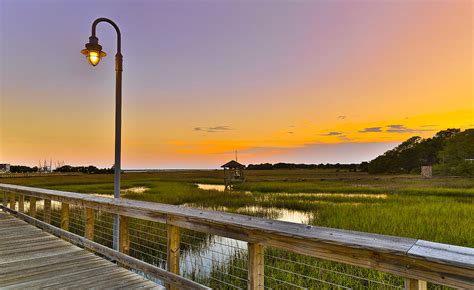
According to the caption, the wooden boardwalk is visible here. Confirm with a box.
[0,211,162,289]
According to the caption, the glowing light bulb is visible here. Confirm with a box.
[81,47,106,67]
[88,51,101,66]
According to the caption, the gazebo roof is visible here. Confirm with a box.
[221,160,245,169]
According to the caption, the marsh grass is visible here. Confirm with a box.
[1,170,471,289]
[2,171,472,246]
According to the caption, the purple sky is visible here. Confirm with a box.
[1,0,472,168]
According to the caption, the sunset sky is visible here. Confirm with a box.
[1,0,472,169]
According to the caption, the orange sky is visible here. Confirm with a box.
[0,1,472,168]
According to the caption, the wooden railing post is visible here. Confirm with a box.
[8,194,16,210]
[85,208,95,240]
[61,203,70,230]
[2,192,7,207]
[248,243,265,290]
[18,195,25,212]
[29,197,36,217]
[404,278,427,290]
[44,199,51,223]
[119,215,130,255]
[167,224,180,290]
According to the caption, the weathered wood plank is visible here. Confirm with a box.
[0,228,44,239]
[61,202,69,230]
[0,237,60,251]
[37,264,125,288]
[119,215,130,254]
[0,210,161,289]
[0,240,72,257]
[248,242,264,290]
[408,240,474,269]
[167,223,181,290]
[0,235,56,248]
[18,195,24,212]
[2,192,7,207]
[0,222,33,230]
[2,259,116,286]
[63,267,143,288]
[29,196,36,217]
[8,194,15,210]
[0,244,79,265]
[122,278,163,288]
[61,269,141,288]
[0,250,88,274]
[43,199,51,224]
[85,207,94,240]
[3,207,210,290]
[0,256,102,284]
[26,262,122,287]
[404,278,427,290]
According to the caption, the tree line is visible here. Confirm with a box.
[8,165,114,174]
[367,128,473,176]
[54,165,114,174]
[246,128,473,176]
[246,162,368,172]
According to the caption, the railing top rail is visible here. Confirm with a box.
[1,183,473,288]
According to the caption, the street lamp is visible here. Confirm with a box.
[81,17,122,250]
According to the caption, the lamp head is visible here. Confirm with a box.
[81,36,107,66]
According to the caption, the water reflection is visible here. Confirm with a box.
[236,205,311,224]
[122,186,150,194]
[196,184,226,191]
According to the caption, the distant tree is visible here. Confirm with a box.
[368,128,463,175]
[246,162,363,171]
[358,162,369,172]
[247,163,273,170]
[54,165,113,174]
[434,129,474,176]
[9,165,37,173]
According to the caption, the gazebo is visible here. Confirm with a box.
[221,160,245,190]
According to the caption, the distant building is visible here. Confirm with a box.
[221,160,245,190]
[0,164,11,173]
[421,166,432,178]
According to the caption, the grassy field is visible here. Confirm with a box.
[1,169,472,247]
[1,170,472,289]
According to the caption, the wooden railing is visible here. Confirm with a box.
[1,183,473,289]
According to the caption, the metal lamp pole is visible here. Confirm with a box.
[81,17,122,250]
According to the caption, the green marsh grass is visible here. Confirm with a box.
[1,170,472,289]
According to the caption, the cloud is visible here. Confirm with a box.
[359,125,435,134]
[385,124,432,133]
[337,135,351,141]
[387,124,404,129]
[194,126,233,133]
[337,116,347,119]
[319,131,352,141]
[287,131,294,134]
[359,127,382,133]
[321,131,344,136]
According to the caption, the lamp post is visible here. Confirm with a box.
[81,17,122,250]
